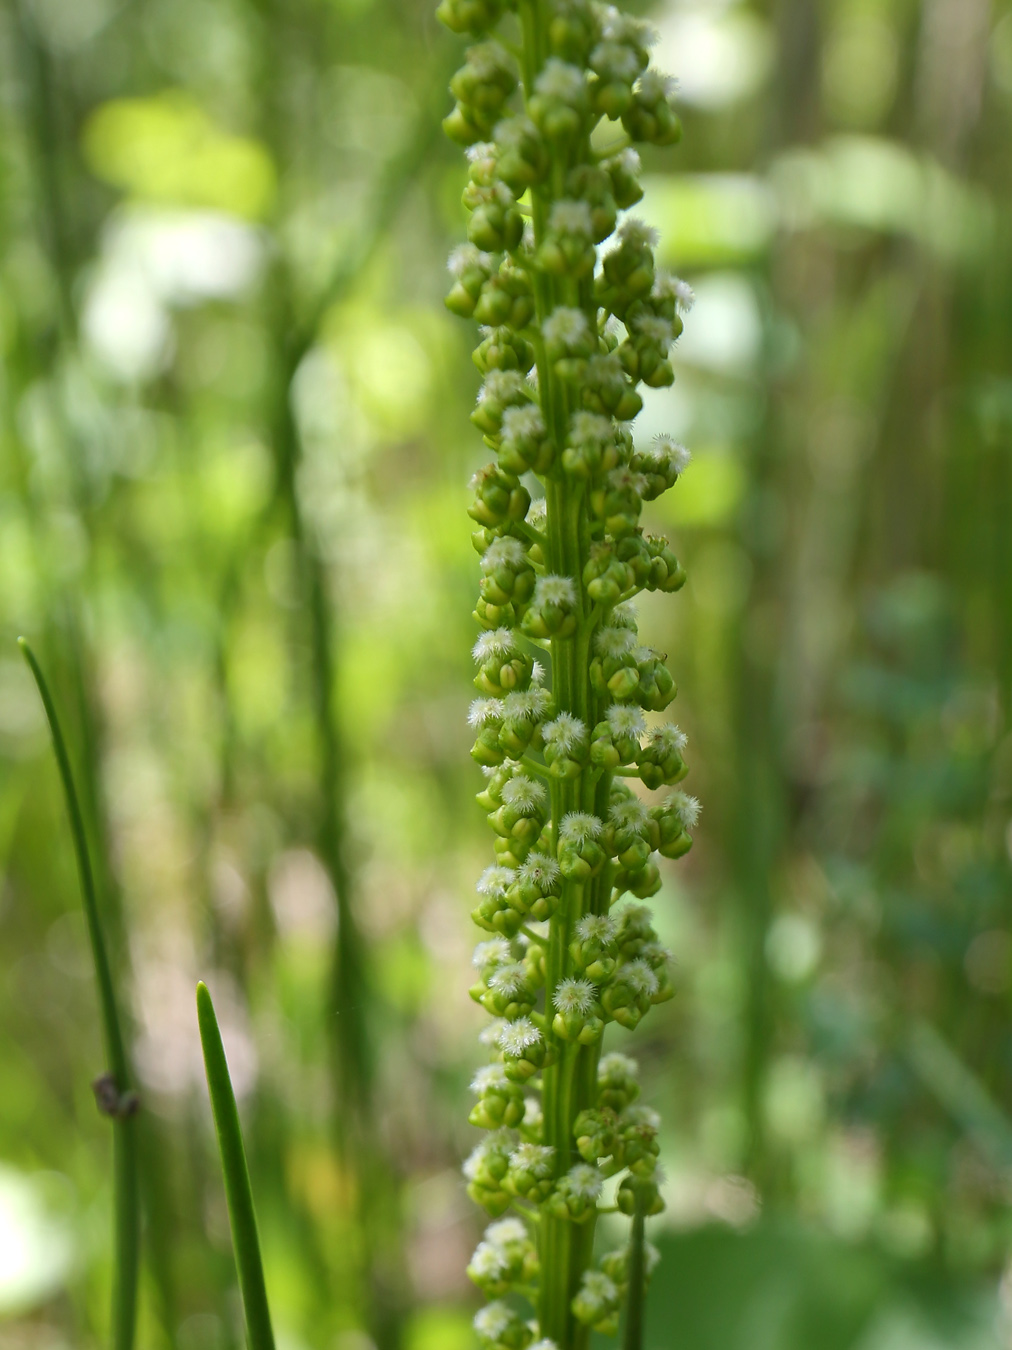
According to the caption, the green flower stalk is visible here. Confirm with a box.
[439,3,698,1346]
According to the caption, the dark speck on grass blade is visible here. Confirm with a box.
[18,637,140,1350]
[196,981,276,1350]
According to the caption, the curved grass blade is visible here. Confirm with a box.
[18,637,140,1350]
[196,981,276,1350]
[622,1197,647,1350]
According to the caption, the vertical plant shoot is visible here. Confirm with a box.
[438,3,698,1346]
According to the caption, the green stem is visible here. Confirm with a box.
[622,1200,647,1350]
[19,638,139,1350]
[196,982,276,1350]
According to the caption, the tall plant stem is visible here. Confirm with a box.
[196,982,276,1350]
[19,638,140,1350]
[622,1201,646,1350]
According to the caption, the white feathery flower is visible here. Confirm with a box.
[601,8,656,46]
[468,697,503,727]
[472,938,512,969]
[465,140,496,164]
[486,1216,530,1247]
[633,646,655,664]
[463,1129,514,1180]
[509,1142,555,1176]
[566,1163,603,1200]
[530,659,546,685]
[638,69,677,101]
[473,629,519,664]
[599,1051,638,1078]
[673,276,695,312]
[613,147,642,176]
[533,574,577,607]
[479,1018,507,1047]
[611,600,638,628]
[559,811,603,843]
[471,1063,509,1094]
[619,216,659,249]
[553,978,597,1015]
[501,403,545,444]
[580,1270,618,1301]
[622,1103,661,1131]
[631,312,674,344]
[469,1241,508,1279]
[594,626,636,659]
[609,797,650,831]
[448,244,492,276]
[550,198,594,238]
[481,536,529,573]
[607,704,646,738]
[501,774,546,814]
[527,498,548,528]
[595,43,641,82]
[498,1017,542,1055]
[620,959,659,996]
[474,1301,514,1339]
[489,962,529,996]
[651,723,688,752]
[523,1096,542,1128]
[502,687,551,724]
[478,369,526,404]
[653,433,691,474]
[477,866,516,897]
[535,57,586,102]
[543,306,590,348]
[669,790,701,829]
[575,913,616,944]
[542,712,587,753]
[569,410,613,445]
[517,853,560,889]
[641,941,672,969]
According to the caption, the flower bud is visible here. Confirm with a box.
[651,790,699,858]
[537,199,596,280]
[464,1129,517,1215]
[473,1299,534,1350]
[573,1106,620,1163]
[601,958,658,1029]
[542,307,595,380]
[588,37,642,118]
[542,712,589,779]
[620,310,675,388]
[602,147,644,210]
[589,466,645,538]
[551,977,603,1043]
[474,959,537,1019]
[472,864,524,937]
[582,541,634,604]
[475,257,536,330]
[488,772,548,862]
[467,1215,538,1295]
[469,697,506,767]
[558,812,607,880]
[469,1063,527,1129]
[597,218,657,320]
[636,724,687,789]
[622,70,682,147]
[507,852,561,922]
[561,411,623,477]
[498,404,553,475]
[579,352,642,420]
[469,463,532,528]
[473,324,536,375]
[644,533,686,591]
[565,163,618,243]
[590,703,645,768]
[468,183,526,253]
[473,628,537,697]
[436,0,505,35]
[547,0,596,63]
[603,799,652,872]
[528,59,589,142]
[545,1162,602,1222]
[589,625,640,701]
[495,689,551,761]
[597,1051,640,1113]
[631,434,690,500]
[571,1269,621,1334]
[521,574,578,639]
[631,646,676,711]
[506,1142,556,1201]
[477,536,536,628]
[446,244,496,317]
[446,43,519,145]
[617,1168,665,1217]
[494,115,549,193]
[619,1103,661,1176]
[499,1016,550,1082]
[569,912,616,980]
[472,370,532,438]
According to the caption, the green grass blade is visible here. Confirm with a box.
[622,1200,647,1350]
[196,981,276,1350]
[19,636,140,1350]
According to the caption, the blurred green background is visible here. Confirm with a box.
[1,0,1011,1347]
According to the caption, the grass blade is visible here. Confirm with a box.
[18,636,140,1350]
[196,981,276,1350]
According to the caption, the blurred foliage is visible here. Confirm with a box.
[0,0,1011,1347]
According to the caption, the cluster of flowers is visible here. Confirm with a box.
[439,0,698,1344]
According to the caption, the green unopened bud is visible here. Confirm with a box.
[494,115,549,193]
[631,433,691,500]
[558,813,607,880]
[464,1129,517,1216]
[538,199,596,279]
[632,646,676,712]
[588,37,641,118]
[644,533,686,591]
[477,536,536,628]
[473,1298,534,1350]
[446,244,496,317]
[472,864,524,937]
[636,723,687,789]
[589,466,645,538]
[601,958,658,1029]
[472,370,532,437]
[547,0,596,63]
[436,0,505,35]
[572,1269,621,1334]
[583,541,634,605]
[528,58,589,141]
[573,1106,620,1163]
[506,1142,556,1201]
[499,1016,550,1082]
[580,352,642,419]
[469,697,506,766]
[551,977,603,1043]
[613,859,662,899]
[589,625,640,701]
[474,324,535,374]
[469,462,532,528]
[507,852,561,921]
[599,1239,661,1289]
[521,573,578,639]
[475,257,536,330]
[603,799,652,871]
[602,147,644,210]
[542,712,589,779]
[467,182,526,253]
[597,218,657,319]
[473,628,536,697]
[561,410,623,477]
[495,689,551,760]
[570,913,617,980]
[617,1168,665,1217]
[622,70,682,147]
[447,43,519,144]
[545,1162,602,1222]
[652,789,699,858]
[469,1062,527,1129]
[597,1051,640,1113]
[619,1102,661,1175]
[620,310,675,388]
[467,1215,539,1295]
[498,404,553,475]
[566,163,618,242]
